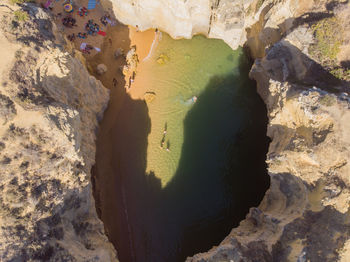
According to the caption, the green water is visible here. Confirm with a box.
[135,34,243,187]
[106,33,269,261]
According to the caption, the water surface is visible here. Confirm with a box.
[95,31,269,262]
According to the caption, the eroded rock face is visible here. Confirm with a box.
[110,0,313,51]
[0,4,117,261]
[1,0,350,261]
[187,1,350,261]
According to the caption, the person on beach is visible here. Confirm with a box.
[67,33,75,41]
[166,141,171,152]
[100,15,108,26]
[113,78,118,87]
[81,44,94,54]
[163,122,167,134]
[160,135,165,149]
[77,32,87,39]
[62,16,77,28]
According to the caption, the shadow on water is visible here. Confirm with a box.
[92,52,270,262]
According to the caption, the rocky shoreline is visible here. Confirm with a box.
[0,0,350,261]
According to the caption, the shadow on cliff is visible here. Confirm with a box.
[245,4,350,92]
[254,40,350,94]
[92,53,270,262]
[245,2,335,59]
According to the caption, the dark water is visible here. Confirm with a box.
[93,35,270,262]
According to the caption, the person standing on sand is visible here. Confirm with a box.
[113,78,118,88]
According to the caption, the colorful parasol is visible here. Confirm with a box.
[63,3,73,13]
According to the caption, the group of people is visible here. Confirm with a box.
[62,16,77,28]
[77,32,87,39]
[66,17,104,42]
[85,19,100,35]
[81,44,94,54]
[43,0,115,55]
[100,14,111,26]
[77,6,88,17]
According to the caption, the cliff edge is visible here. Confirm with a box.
[0,3,117,261]
[1,0,350,261]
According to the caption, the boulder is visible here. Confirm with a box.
[114,48,124,59]
[96,64,107,75]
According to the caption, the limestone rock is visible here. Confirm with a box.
[114,47,124,59]
[96,63,108,75]
[0,94,16,124]
[144,91,156,103]
[156,54,170,65]
[0,3,117,261]
[110,0,302,50]
[1,0,350,261]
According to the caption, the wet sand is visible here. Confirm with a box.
[90,27,157,262]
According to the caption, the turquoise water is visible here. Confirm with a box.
[99,33,269,261]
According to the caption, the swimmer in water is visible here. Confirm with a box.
[166,140,171,152]
[163,122,167,134]
[160,135,165,149]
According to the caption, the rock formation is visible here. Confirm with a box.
[0,3,117,261]
[1,0,350,261]
[97,64,108,75]
[109,0,298,51]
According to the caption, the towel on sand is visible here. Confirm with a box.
[43,0,53,9]
[87,0,97,10]
[97,30,106,36]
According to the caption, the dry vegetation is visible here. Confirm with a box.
[309,17,350,81]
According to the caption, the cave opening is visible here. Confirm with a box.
[92,29,270,262]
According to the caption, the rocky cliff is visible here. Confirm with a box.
[110,0,309,51]
[111,0,350,261]
[0,3,117,261]
[1,0,350,261]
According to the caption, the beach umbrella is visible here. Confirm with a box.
[64,3,73,13]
